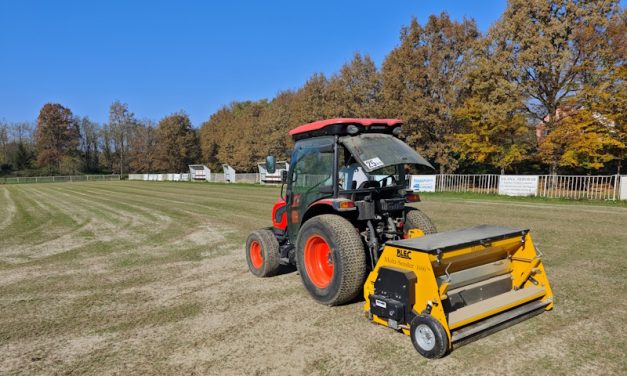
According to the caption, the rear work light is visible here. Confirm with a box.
[405,193,420,202]
[347,124,360,135]
[338,201,356,209]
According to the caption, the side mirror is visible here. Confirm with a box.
[266,155,276,174]
[281,170,288,184]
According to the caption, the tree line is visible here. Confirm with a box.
[1,0,625,176]
[0,102,199,176]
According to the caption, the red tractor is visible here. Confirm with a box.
[246,118,436,305]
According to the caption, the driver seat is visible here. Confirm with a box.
[358,180,380,189]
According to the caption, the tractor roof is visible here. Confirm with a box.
[289,118,402,141]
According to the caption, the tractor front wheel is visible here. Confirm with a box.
[246,229,281,277]
[296,215,366,306]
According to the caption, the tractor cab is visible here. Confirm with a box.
[277,119,433,243]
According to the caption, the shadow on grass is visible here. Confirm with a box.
[276,264,298,276]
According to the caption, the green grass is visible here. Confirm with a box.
[0,181,625,375]
[420,190,627,207]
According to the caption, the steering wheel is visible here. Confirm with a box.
[377,174,397,184]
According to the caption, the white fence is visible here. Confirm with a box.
[435,174,500,194]
[1,174,121,184]
[128,173,190,181]
[127,172,624,201]
[423,174,624,201]
[537,175,620,200]
[129,172,260,184]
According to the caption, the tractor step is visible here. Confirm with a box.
[448,286,546,330]
[451,299,549,343]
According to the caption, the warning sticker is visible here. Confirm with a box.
[375,299,387,309]
[363,157,384,170]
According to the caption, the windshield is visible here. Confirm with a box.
[338,162,404,190]
[340,133,433,173]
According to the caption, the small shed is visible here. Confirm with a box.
[257,161,289,184]
[188,164,211,181]
[222,164,236,183]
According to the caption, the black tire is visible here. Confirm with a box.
[410,315,449,359]
[404,208,437,235]
[245,229,281,277]
[296,214,366,306]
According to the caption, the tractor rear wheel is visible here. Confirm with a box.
[404,208,437,235]
[296,214,366,306]
[246,229,280,277]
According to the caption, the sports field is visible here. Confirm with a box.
[0,181,625,375]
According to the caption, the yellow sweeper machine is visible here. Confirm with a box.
[364,226,553,358]
[247,119,553,358]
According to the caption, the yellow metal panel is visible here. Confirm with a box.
[448,286,546,330]
[407,228,424,239]
[364,245,453,346]
[430,237,522,275]
[510,233,554,310]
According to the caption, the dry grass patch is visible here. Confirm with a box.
[0,182,625,375]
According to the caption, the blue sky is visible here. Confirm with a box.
[0,0,507,126]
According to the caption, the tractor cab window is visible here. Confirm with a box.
[290,137,335,193]
[339,133,432,173]
[338,145,403,190]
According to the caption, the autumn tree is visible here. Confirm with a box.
[200,93,298,172]
[109,101,138,175]
[229,101,269,170]
[381,13,480,173]
[0,122,36,173]
[292,74,333,125]
[13,141,34,170]
[567,8,626,173]
[35,103,80,173]
[256,91,298,160]
[490,0,622,173]
[155,112,200,172]
[99,123,114,172]
[0,121,7,167]
[538,109,623,170]
[326,53,383,117]
[78,117,100,172]
[204,101,272,171]
[455,37,534,173]
[200,108,228,171]
[128,120,158,173]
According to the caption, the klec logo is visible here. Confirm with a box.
[396,249,411,259]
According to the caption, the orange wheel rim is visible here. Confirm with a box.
[250,240,263,269]
[304,235,333,288]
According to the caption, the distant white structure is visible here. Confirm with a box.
[129,173,189,181]
[222,164,236,183]
[188,164,211,181]
[257,161,289,184]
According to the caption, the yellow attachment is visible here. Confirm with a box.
[364,226,553,349]
[407,228,425,239]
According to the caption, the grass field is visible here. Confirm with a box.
[0,181,625,375]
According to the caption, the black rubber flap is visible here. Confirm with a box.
[387,225,528,253]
